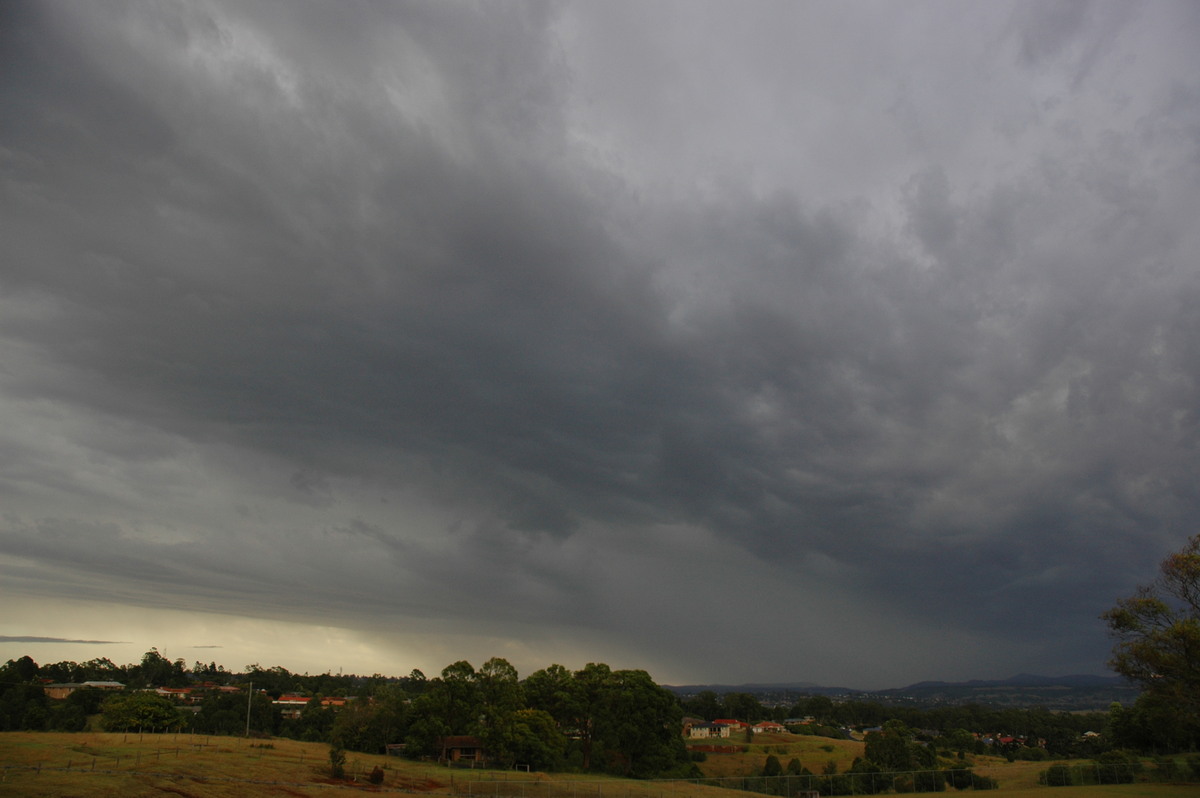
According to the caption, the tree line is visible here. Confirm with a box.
[4,529,1200,779]
[0,647,1143,771]
[0,653,696,778]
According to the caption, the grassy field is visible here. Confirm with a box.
[684,732,1200,796]
[0,731,734,798]
[2,732,1197,797]
[687,732,865,777]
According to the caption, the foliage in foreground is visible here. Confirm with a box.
[1102,533,1200,752]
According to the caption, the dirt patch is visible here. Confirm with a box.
[397,776,447,791]
[153,787,205,798]
[689,745,744,754]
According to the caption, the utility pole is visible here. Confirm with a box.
[245,681,253,737]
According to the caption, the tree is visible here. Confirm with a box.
[864,720,917,772]
[593,669,687,778]
[523,664,578,728]
[682,690,722,721]
[943,727,975,759]
[100,692,184,731]
[805,695,834,724]
[130,648,188,688]
[0,684,48,731]
[331,687,410,754]
[505,709,567,771]
[434,661,481,736]
[402,669,428,695]
[476,657,523,767]
[328,740,347,779]
[722,692,763,722]
[571,663,613,771]
[1,656,39,684]
[405,661,480,761]
[1102,533,1200,749]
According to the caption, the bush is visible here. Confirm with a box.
[1154,756,1179,780]
[970,772,998,790]
[912,768,945,792]
[329,743,346,779]
[944,768,973,789]
[99,692,184,732]
[1095,750,1141,784]
[1040,763,1074,787]
[368,765,385,785]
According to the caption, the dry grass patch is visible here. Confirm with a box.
[0,731,451,797]
[689,732,864,778]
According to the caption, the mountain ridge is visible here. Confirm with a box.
[667,673,1126,694]
[665,673,1137,710]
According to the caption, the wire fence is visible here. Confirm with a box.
[441,770,977,796]
[437,763,1200,797]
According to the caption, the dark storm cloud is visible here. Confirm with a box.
[2,0,1199,685]
[0,636,127,645]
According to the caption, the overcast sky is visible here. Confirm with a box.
[2,0,1199,690]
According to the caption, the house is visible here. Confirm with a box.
[43,681,124,700]
[155,687,198,703]
[752,721,786,734]
[440,735,485,765]
[712,718,746,727]
[688,722,731,739]
[272,695,311,719]
[712,718,748,734]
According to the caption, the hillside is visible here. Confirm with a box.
[4,731,1199,797]
[667,674,1138,711]
[0,732,718,798]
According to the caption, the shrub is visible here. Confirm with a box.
[944,768,973,789]
[970,772,998,790]
[329,743,346,779]
[1154,756,1178,780]
[1095,750,1141,784]
[1040,763,1074,787]
[368,765,385,785]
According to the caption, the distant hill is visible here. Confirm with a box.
[901,673,1123,690]
[666,674,1138,711]
[665,681,855,697]
[874,673,1138,710]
